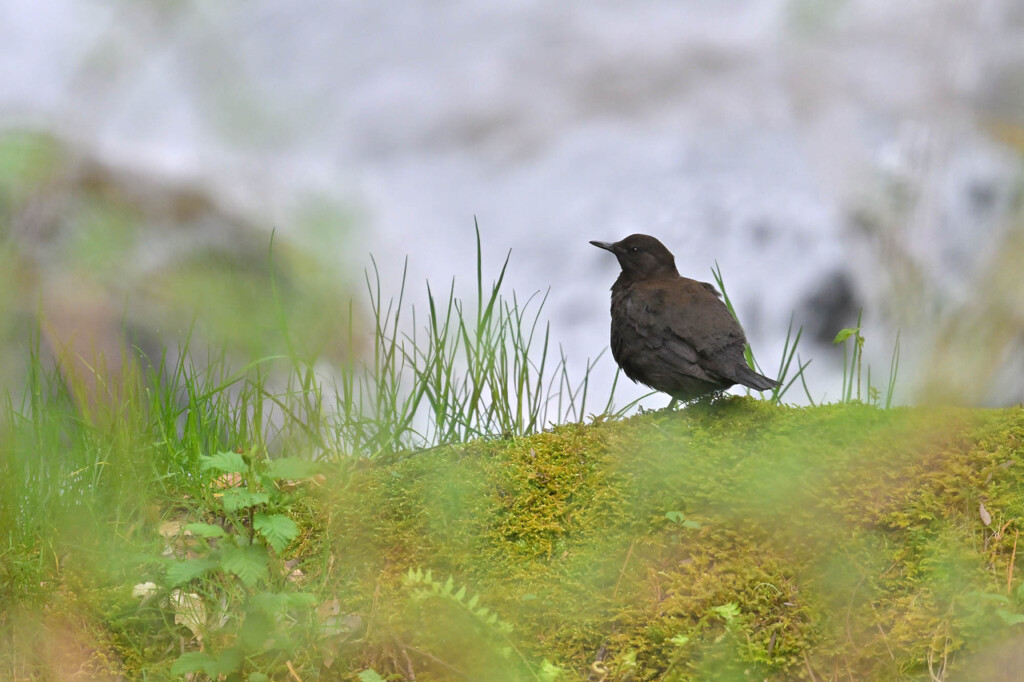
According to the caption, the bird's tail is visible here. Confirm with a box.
[735,365,779,392]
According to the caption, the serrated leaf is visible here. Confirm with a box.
[221,542,269,587]
[220,488,270,512]
[358,670,386,682]
[486,612,497,625]
[254,512,299,553]
[467,594,479,609]
[200,450,248,474]
[264,457,320,480]
[712,602,741,622]
[443,576,454,594]
[184,522,227,538]
[166,557,218,586]
[454,586,466,602]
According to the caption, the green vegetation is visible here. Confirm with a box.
[1,224,1020,680]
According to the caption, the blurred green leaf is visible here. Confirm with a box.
[264,457,320,481]
[220,489,270,512]
[834,327,859,345]
[201,451,248,474]
[184,522,227,538]
[166,557,218,586]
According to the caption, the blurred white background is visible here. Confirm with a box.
[3,0,1023,409]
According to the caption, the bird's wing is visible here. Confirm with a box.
[621,278,749,383]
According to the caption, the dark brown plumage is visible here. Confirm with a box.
[591,233,778,402]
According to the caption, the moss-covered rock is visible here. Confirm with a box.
[323,398,1024,680]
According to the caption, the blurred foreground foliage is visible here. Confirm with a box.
[0,128,359,390]
[3,392,1024,680]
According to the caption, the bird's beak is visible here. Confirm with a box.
[590,240,615,252]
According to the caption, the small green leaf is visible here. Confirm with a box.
[220,489,270,512]
[669,634,690,647]
[358,670,386,682]
[454,586,467,602]
[711,602,741,622]
[200,451,248,474]
[443,576,454,594]
[166,557,218,586]
[833,327,859,345]
[254,513,299,554]
[264,457,320,480]
[682,519,702,530]
[221,542,269,587]
[665,511,685,524]
[184,522,227,538]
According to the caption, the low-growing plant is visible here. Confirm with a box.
[164,450,321,679]
[833,310,901,407]
[401,568,564,681]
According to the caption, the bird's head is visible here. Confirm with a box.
[590,233,679,280]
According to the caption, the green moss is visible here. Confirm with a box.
[6,398,1024,679]
[323,399,1024,680]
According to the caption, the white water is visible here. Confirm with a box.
[3,0,1022,409]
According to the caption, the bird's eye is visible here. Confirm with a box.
[630,246,639,253]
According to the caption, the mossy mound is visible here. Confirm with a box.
[322,397,1024,680]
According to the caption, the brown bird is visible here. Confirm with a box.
[591,234,778,402]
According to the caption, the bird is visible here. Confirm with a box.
[591,233,778,403]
